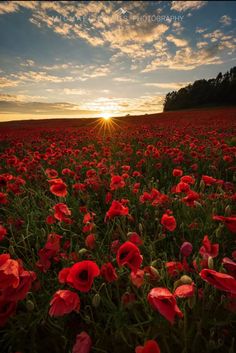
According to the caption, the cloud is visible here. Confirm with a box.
[203,29,225,41]
[142,45,223,72]
[103,23,168,45]
[144,82,190,90]
[196,41,208,49]
[166,34,188,47]
[171,1,207,12]
[0,1,19,15]
[219,15,232,26]
[0,96,99,115]
[195,27,207,34]
[41,63,74,71]
[10,71,75,83]
[63,88,87,95]
[172,22,184,35]
[113,77,137,82]
[20,59,35,67]
[82,95,164,115]
[0,1,38,14]
[0,77,19,87]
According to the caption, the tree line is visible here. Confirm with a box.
[163,66,236,111]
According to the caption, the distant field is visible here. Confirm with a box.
[1,106,236,131]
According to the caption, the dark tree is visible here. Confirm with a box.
[163,67,236,111]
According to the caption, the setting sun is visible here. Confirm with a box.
[101,112,112,120]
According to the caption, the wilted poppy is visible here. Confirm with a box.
[100,262,118,282]
[72,331,92,353]
[174,284,195,298]
[200,269,236,294]
[49,290,80,317]
[148,287,183,324]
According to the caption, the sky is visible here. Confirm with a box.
[0,0,236,121]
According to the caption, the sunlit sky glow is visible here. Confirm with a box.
[0,1,236,121]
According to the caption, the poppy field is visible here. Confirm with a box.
[0,108,236,353]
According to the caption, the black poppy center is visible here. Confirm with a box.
[79,270,88,281]
[120,251,129,260]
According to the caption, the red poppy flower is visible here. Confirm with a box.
[121,292,136,306]
[199,235,219,259]
[0,192,7,204]
[67,261,100,292]
[174,284,195,298]
[105,200,129,221]
[165,262,183,277]
[201,175,217,186]
[49,178,67,197]
[110,175,125,190]
[46,215,56,225]
[3,270,36,302]
[85,234,96,250]
[148,287,183,324]
[135,340,161,353]
[0,225,7,241]
[72,331,92,353]
[175,181,190,193]
[180,175,195,184]
[45,233,62,255]
[100,262,118,282]
[49,290,80,317]
[200,269,236,294]
[161,214,176,232]
[172,168,183,177]
[58,267,70,284]
[53,203,71,222]
[116,241,143,273]
[128,232,143,246]
[130,269,145,288]
[45,168,58,179]
[213,215,236,233]
[110,240,120,254]
[182,191,199,207]
[180,242,193,257]
[222,257,236,278]
[0,254,20,289]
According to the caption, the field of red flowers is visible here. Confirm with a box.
[0,108,236,353]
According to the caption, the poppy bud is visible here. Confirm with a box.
[212,207,217,216]
[84,315,91,323]
[215,224,224,238]
[180,242,193,257]
[208,256,214,269]
[8,245,15,255]
[199,180,205,192]
[173,279,182,291]
[151,260,158,267]
[92,293,101,308]
[26,300,35,312]
[78,248,88,255]
[225,205,231,216]
[180,275,193,284]
[139,223,143,234]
